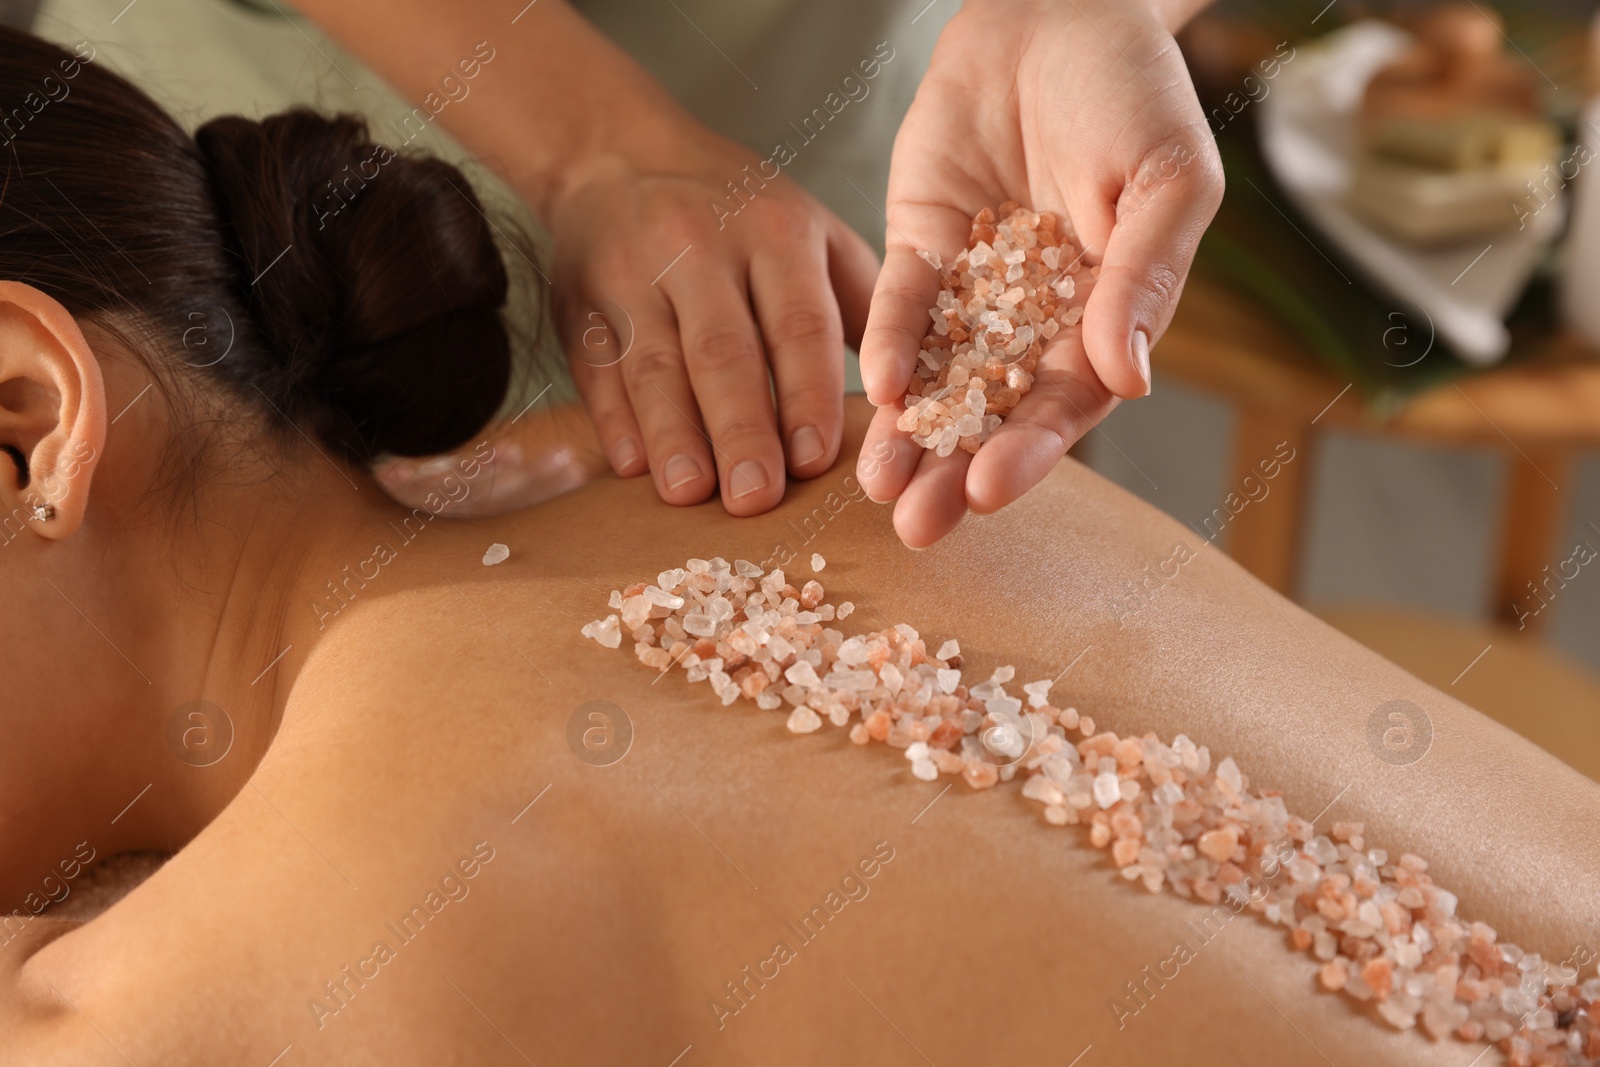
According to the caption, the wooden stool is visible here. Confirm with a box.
[1157,273,1600,637]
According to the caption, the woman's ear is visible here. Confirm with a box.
[0,281,106,540]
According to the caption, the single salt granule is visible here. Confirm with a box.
[786,706,823,734]
[580,615,621,649]
[811,553,826,572]
[483,543,510,566]
[1092,771,1121,810]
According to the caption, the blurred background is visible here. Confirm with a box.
[9,0,1598,774]
[1102,0,1600,777]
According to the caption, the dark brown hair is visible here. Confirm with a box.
[0,25,517,465]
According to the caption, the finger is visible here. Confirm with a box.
[564,301,649,478]
[965,363,1117,515]
[615,290,720,506]
[856,403,920,503]
[859,243,939,405]
[826,214,881,352]
[893,446,973,549]
[1081,135,1224,400]
[664,269,786,517]
[859,205,966,405]
[750,234,846,481]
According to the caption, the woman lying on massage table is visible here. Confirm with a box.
[0,27,1595,1067]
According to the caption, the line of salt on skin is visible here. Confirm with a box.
[899,203,1090,458]
[582,557,1600,1065]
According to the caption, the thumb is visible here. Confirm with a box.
[1080,137,1223,400]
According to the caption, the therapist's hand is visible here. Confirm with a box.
[293,0,881,519]
[857,0,1223,547]
[552,132,880,516]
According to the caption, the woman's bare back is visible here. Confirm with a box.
[12,399,1599,1067]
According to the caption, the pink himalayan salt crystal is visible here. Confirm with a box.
[1111,836,1142,868]
[579,614,621,649]
[1196,825,1239,863]
[581,557,1600,1067]
[811,553,826,571]
[482,542,510,566]
[900,203,1089,456]
[787,706,822,734]
[1092,771,1121,810]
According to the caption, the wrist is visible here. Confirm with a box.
[536,111,724,220]
[495,78,710,220]
[508,104,699,220]
[329,0,708,221]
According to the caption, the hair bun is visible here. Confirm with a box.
[194,109,512,461]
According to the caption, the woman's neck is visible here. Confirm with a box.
[70,453,404,862]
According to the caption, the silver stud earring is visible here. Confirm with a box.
[31,503,55,523]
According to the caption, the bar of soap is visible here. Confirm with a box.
[1348,154,1547,244]
[1366,115,1558,171]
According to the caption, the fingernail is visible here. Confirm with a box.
[663,452,703,491]
[612,436,641,473]
[789,425,825,467]
[1132,328,1152,396]
[728,459,769,499]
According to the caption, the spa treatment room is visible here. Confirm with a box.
[2,0,1598,1062]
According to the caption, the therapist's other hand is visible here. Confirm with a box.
[373,403,605,517]
[857,0,1223,547]
[552,131,880,516]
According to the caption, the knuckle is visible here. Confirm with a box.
[710,413,777,453]
[862,317,924,354]
[691,327,761,375]
[754,196,816,241]
[591,243,637,283]
[1198,155,1226,208]
[1011,408,1073,458]
[623,344,685,383]
[780,381,841,420]
[1142,261,1182,308]
[1187,142,1226,201]
[768,304,839,350]
[646,211,705,254]
[565,351,606,390]
[875,281,937,325]
[1177,136,1226,205]
[585,395,634,432]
